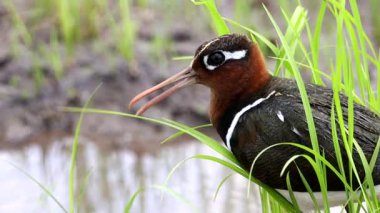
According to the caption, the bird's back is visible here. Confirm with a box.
[226,77,380,191]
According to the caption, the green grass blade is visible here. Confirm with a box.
[192,154,296,211]
[213,174,234,201]
[163,156,195,186]
[223,17,280,55]
[6,161,68,213]
[307,0,327,85]
[172,56,194,61]
[77,169,93,212]
[124,185,197,213]
[162,119,238,164]
[69,84,102,213]
[285,173,301,211]
[262,6,326,200]
[191,0,229,35]
[124,188,145,213]
[161,124,212,144]
[4,0,32,46]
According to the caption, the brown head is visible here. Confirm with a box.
[129,34,271,125]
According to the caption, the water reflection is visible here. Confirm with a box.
[0,137,262,213]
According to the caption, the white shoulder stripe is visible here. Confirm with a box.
[225,91,277,151]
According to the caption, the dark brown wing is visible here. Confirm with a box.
[230,77,380,191]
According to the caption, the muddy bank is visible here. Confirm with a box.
[0,0,221,152]
[0,38,214,152]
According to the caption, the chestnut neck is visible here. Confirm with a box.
[209,44,271,129]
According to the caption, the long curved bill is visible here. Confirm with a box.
[129,67,196,115]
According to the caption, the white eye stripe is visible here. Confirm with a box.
[223,49,247,60]
[203,49,247,71]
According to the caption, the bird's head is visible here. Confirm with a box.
[129,34,270,116]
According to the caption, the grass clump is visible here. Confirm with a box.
[115,0,137,68]
[199,0,379,212]
[3,0,32,52]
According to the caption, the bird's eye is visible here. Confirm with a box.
[207,52,225,66]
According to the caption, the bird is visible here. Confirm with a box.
[129,34,380,211]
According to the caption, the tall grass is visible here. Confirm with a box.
[191,0,229,35]
[41,30,64,80]
[370,0,380,44]
[32,57,44,94]
[115,0,136,68]
[31,0,137,55]
[65,108,296,212]
[232,0,253,33]
[33,0,108,52]
[3,0,32,53]
[120,0,379,212]
[68,84,102,213]
[11,0,379,212]
[57,0,80,53]
[4,0,142,93]
[199,0,379,212]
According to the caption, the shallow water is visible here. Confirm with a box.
[0,137,263,213]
